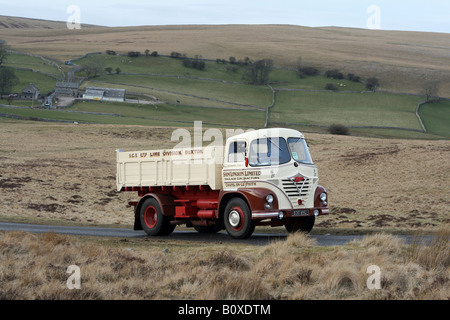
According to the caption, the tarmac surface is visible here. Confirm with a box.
[0,222,434,246]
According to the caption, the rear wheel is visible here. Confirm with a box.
[285,216,315,233]
[224,198,255,239]
[140,198,175,236]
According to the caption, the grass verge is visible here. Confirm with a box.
[0,227,448,300]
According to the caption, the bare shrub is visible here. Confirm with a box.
[406,226,450,270]
[360,233,404,254]
[200,270,272,300]
[196,250,251,271]
[328,124,349,135]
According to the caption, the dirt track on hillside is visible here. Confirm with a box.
[0,121,448,232]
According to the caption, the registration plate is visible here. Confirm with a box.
[292,209,310,216]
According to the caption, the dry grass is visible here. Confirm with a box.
[0,228,448,300]
[1,17,449,96]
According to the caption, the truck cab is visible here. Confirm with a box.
[220,128,328,238]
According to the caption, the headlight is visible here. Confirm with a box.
[320,193,327,202]
[266,194,274,204]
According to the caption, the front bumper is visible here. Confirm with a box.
[252,207,330,220]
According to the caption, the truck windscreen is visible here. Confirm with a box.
[249,137,291,167]
[287,137,313,165]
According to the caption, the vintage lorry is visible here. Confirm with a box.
[116,128,329,239]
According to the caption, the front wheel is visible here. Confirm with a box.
[140,198,175,236]
[285,216,315,234]
[224,198,255,239]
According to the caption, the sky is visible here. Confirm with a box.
[1,0,449,33]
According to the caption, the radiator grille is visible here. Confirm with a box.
[281,178,311,198]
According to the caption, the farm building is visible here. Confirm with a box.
[22,83,40,100]
[83,87,126,102]
[55,81,80,97]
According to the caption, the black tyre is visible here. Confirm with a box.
[223,198,255,239]
[140,198,175,236]
[285,216,315,234]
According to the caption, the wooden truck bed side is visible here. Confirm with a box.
[116,147,223,191]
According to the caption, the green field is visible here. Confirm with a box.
[4,52,61,77]
[7,69,58,96]
[87,74,272,110]
[78,54,248,82]
[0,101,266,128]
[77,54,366,92]
[70,101,265,127]
[2,51,449,139]
[419,100,450,137]
[271,91,424,128]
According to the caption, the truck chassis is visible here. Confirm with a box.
[122,183,328,239]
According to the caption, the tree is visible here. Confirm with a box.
[105,67,113,74]
[423,81,440,101]
[145,49,150,56]
[127,51,141,58]
[366,77,379,91]
[347,73,361,82]
[182,58,191,68]
[0,42,9,68]
[81,58,104,78]
[325,69,344,79]
[242,59,273,85]
[328,124,349,135]
[170,52,183,59]
[0,68,19,97]
[115,67,122,74]
[298,66,318,78]
[182,56,206,70]
[325,83,338,91]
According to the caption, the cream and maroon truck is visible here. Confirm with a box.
[116,128,329,239]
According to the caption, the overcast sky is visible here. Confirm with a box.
[1,0,449,33]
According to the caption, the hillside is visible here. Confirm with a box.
[0,16,449,96]
[2,50,449,139]
[0,15,98,29]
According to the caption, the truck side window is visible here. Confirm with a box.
[228,141,247,163]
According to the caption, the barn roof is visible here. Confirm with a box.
[56,82,79,89]
[22,83,40,93]
[85,87,126,99]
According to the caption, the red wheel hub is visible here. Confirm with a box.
[144,206,158,229]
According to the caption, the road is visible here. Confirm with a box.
[0,222,433,246]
